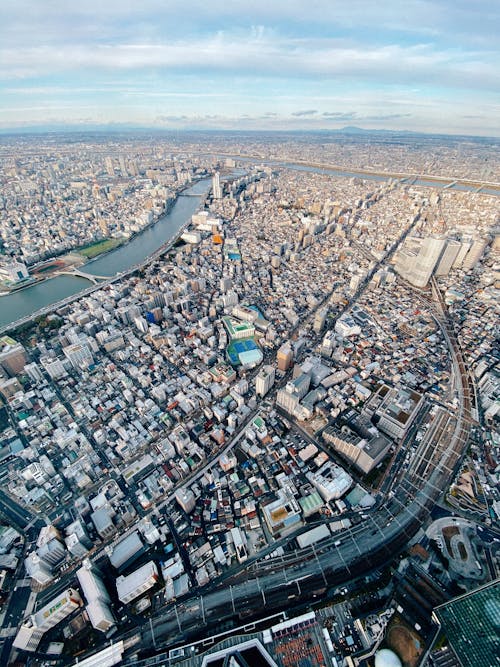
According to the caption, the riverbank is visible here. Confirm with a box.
[0,177,212,332]
[0,192,183,298]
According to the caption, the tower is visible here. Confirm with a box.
[212,172,222,200]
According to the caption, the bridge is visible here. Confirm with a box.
[57,268,111,283]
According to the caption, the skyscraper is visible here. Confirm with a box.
[212,172,222,199]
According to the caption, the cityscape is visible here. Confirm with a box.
[0,2,499,667]
[0,131,498,667]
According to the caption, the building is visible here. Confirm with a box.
[116,561,159,604]
[365,384,424,441]
[36,526,66,566]
[24,552,53,585]
[276,373,311,416]
[306,462,353,501]
[277,343,293,371]
[40,355,67,380]
[230,527,248,563]
[323,424,392,474]
[175,487,196,513]
[91,508,116,539]
[0,337,27,377]
[0,261,29,284]
[63,342,94,370]
[262,490,302,537]
[256,365,276,397]
[200,639,278,667]
[65,520,93,558]
[77,560,115,633]
[13,588,82,652]
[461,238,488,270]
[396,236,447,288]
[212,172,222,200]
[435,239,461,276]
[313,307,328,333]
[432,579,500,667]
[109,532,146,572]
[222,316,255,340]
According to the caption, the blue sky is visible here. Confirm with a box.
[1,1,499,135]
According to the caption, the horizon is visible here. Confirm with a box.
[1,1,499,137]
[0,124,499,142]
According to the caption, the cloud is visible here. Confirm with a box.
[322,112,358,120]
[291,109,318,116]
[0,32,498,93]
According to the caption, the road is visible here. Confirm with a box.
[1,177,475,663]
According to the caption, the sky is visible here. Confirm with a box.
[1,1,499,136]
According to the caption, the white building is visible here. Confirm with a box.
[212,172,222,200]
[63,342,94,370]
[256,365,276,397]
[13,588,82,652]
[77,560,115,633]
[24,552,53,585]
[307,462,353,501]
[116,561,159,604]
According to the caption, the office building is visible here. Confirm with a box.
[212,172,222,200]
[432,579,500,667]
[116,561,159,604]
[461,238,488,270]
[277,343,293,371]
[323,424,392,475]
[13,588,82,652]
[256,365,276,397]
[24,552,53,585]
[77,560,115,633]
[396,236,447,287]
[435,239,461,276]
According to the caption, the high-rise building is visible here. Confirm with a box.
[212,172,222,199]
[435,239,461,276]
[77,560,115,632]
[13,588,82,652]
[277,343,293,371]
[452,240,471,268]
[313,307,328,333]
[104,156,114,177]
[461,238,488,270]
[256,365,276,397]
[116,561,159,604]
[396,237,447,288]
[24,552,53,585]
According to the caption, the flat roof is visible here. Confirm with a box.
[434,579,500,667]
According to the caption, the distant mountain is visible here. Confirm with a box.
[336,126,418,135]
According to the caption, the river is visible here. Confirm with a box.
[0,177,210,328]
[1,160,498,330]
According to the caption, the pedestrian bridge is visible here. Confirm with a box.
[58,268,111,284]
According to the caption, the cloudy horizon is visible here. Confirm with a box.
[1,1,499,136]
